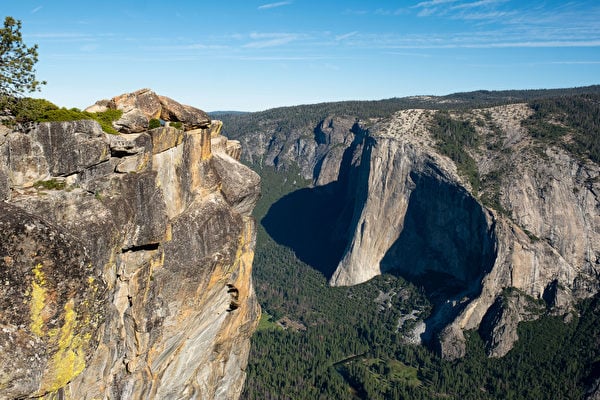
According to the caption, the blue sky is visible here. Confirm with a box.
[3,0,600,111]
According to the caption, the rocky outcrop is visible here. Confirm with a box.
[0,91,260,399]
[85,88,210,133]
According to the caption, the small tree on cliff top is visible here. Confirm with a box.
[0,16,45,98]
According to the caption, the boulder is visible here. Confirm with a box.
[211,152,261,216]
[92,89,211,133]
[158,95,211,129]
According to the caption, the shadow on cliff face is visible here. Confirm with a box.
[261,122,370,279]
[261,182,348,278]
[381,171,497,342]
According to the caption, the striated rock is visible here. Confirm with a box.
[0,120,109,187]
[0,93,260,399]
[211,152,261,216]
[148,126,184,154]
[0,167,8,200]
[478,288,545,357]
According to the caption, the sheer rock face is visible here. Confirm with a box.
[0,92,260,399]
[325,107,600,359]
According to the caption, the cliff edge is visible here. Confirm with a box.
[0,89,261,399]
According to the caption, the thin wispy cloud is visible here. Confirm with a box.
[337,25,600,50]
[80,44,98,52]
[143,43,228,51]
[258,1,292,10]
[243,32,301,48]
[31,6,43,14]
[459,11,513,20]
[550,61,600,65]
[375,8,409,16]
[382,39,600,49]
[451,0,507,10]
[414,0,460,8]
[238,56,329,61]
[335,31,358,41]
[343,9,369,16]
[29,33,92,39]
[414,0,506,18]
[385,51,432,57]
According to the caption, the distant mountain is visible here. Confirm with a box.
[209,110,251,117]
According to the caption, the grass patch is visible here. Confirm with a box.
[33,179,66,190]
[256,312,282,332]
[384,359,421,387]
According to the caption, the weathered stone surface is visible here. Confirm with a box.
[0,202,105,399]
[478,289,545,357]
[84,98,112,113]
[0,93,260,399]
[148,126,184,154]
[110,88,162,133]
[108,132,152,156]
[0,166,8,200]
[158,95,211,129]
[212,152,261,216]
[115,154,144,173]
[113,88,162,119]
[98,89,211,134]
[114,107,149,133]
[0,120,109,186]
[227,139,243,160]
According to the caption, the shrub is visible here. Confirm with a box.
[0,96,58,123]
[148,118,161,129]
[38,107,122,134]
[94,109,122,134]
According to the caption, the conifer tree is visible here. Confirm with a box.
[0,16,45,98]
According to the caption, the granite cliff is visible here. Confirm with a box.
[221,92,600,360]
[0,89,260,399]
[328,107,600,359]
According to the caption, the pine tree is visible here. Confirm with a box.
[0,16,46,98]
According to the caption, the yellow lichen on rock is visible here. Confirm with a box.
[40,299,87,394]
[30,263,47,337]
